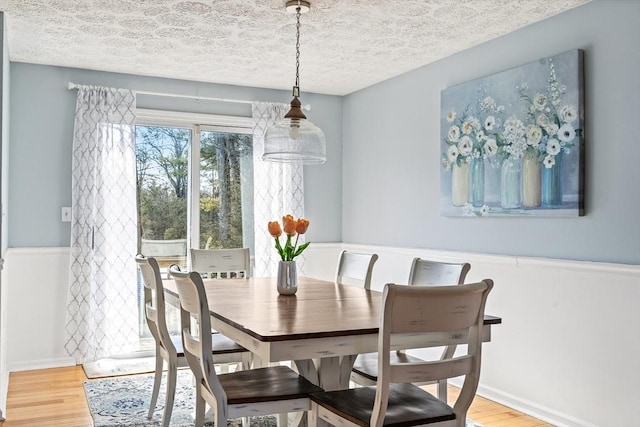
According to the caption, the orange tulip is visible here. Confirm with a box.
[269,214,312,261]
[268,221,282,238]
[282,214,294,224]
[282,215,297,236]
[296,218,310,234]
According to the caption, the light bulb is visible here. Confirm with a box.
[290,124,300,140]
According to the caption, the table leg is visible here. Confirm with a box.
[294,355,356,390]
[291,355,358,427]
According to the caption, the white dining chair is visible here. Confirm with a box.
[310,280,493,427]
[407,258,471,287]
[351,258,471,402]
[189,247,251,279]
[335,250,379,289]
[168,264,323,427]
[135,255,251,427]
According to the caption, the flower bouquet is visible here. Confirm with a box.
[268,214,311,261]
[268,214,310,295]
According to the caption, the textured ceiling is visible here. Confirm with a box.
[0,0,589,95]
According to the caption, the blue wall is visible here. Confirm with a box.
[8,0,640,265]
[8,65,343,247]
[341,0,640,264]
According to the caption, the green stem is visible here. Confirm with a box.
[285,235,292,261]
[274,237,285,261]
[292,234,300,260]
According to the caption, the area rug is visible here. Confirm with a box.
[83,370,276,426]
[84,370,482,427]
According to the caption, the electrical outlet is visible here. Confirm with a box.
[62,207,72,222]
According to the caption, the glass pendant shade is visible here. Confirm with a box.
[263,116,326,164]
[262,0,326,165]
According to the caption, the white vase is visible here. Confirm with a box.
[277,260,298,295]
[522,153,541,208]
[451,162,470,207]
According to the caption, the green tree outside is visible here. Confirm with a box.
[135,125,252,252]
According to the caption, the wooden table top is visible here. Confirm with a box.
[163,276,501,343]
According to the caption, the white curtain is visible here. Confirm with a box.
[65,85,139,363]
[252,102,307,277]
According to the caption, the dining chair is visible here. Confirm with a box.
[189,247,251,279]
[310,280,493,427]
[189,247,251,369]
[135,255,251,427]
[407,258,471,287]
[351,258,471,401]
[335,249,379,289]
[168,265,324,427]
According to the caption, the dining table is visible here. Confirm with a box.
[163,276,502,392]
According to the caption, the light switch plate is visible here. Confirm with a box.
[61,207,72,222]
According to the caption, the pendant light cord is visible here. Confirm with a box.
[294,5,301,96]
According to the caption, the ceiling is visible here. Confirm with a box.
[0,0,589,96]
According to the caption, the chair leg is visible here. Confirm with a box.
[161,360,178,427]
[148,350,163,419]
[437,379,448,403]
[308,404,318,427]
[194,388,206,427]
[277,412,288,427]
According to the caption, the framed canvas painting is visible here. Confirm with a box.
[440,49,584,217]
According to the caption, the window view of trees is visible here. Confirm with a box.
[199,130,253,249]
[135,125,253,253]
[136,126,189,243]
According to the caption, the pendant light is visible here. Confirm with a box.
[262,0,326,165]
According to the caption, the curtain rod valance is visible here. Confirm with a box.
[68,82,311,110]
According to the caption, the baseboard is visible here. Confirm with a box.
[8,356,76,373]
[472,382,600,427]
[0,368,7,419]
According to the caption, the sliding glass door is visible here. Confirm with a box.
[134,112,254,340]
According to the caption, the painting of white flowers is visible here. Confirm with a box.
[440,49,584,217]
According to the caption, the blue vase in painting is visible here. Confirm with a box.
[470,157,485,207]
[500,157,522,209]
[542,151,563,207]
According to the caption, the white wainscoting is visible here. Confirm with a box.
[4,247,76,372]
[3,245,639,427]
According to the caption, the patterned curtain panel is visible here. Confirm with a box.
[65,86,139,363]
[252,102,307,277]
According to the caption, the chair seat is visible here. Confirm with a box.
[219,365,323,404]
[310,383,455,427]
[352,352,426,382]
[170,333,247,356]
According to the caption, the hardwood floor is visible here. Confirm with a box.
[1,365,552,426]
[2,366,93,427]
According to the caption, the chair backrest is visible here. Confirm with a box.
[168,265,228,411]
[135,254,177,356]
[335,250,379,289]
[190,248,251,279]
[407,258,471,286]
[373,280,493,426]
